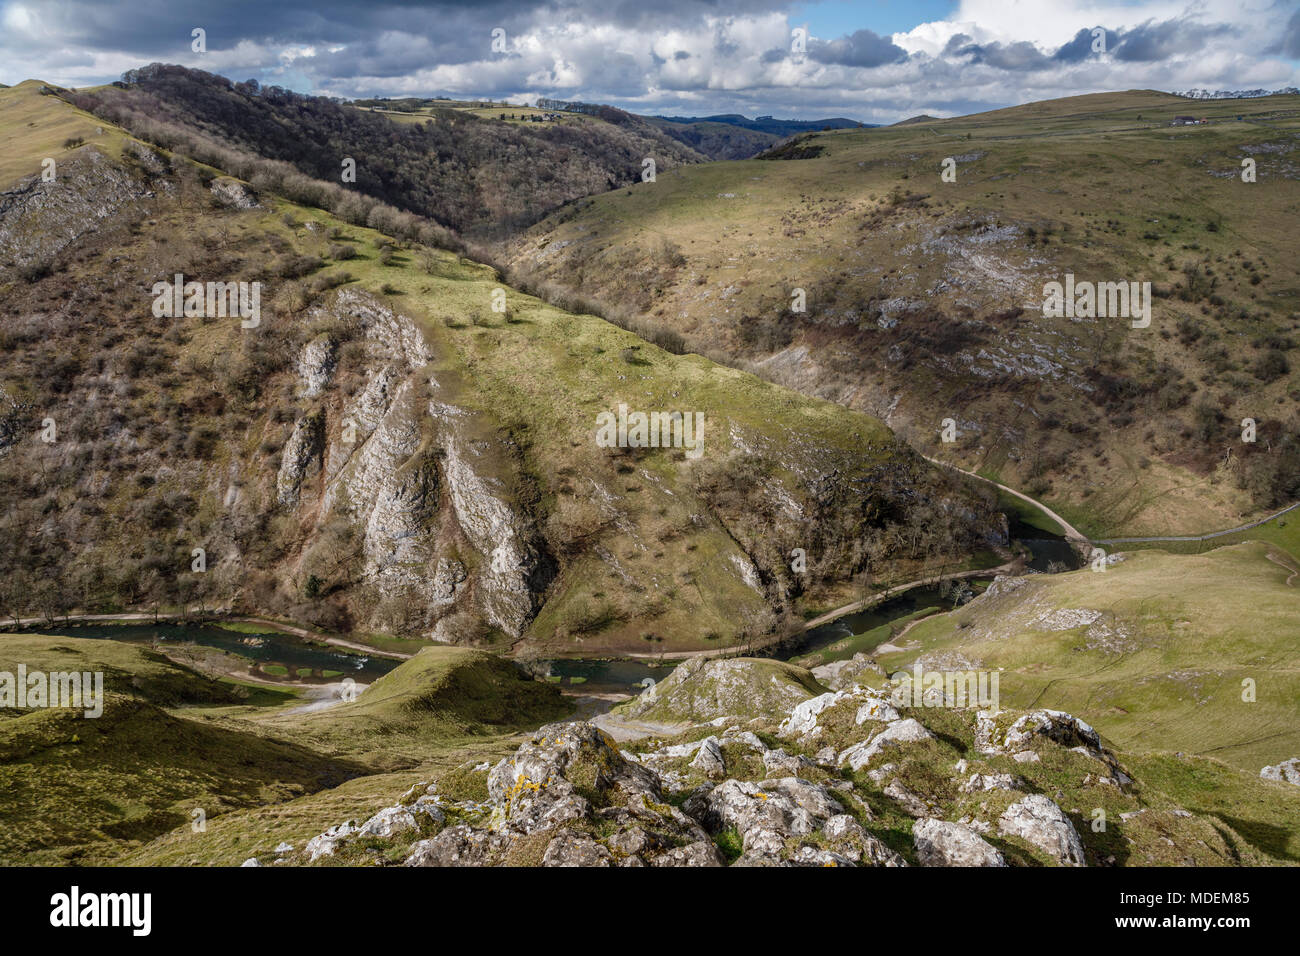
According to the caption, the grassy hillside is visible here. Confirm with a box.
[0,635,370,864]
[69,64,704,238]
[504,89,1300,539]
[875,541,1300,774]
[0,86,999,655]
[0,81,132,188]
[260,647,568,761]
[0,633,566,864]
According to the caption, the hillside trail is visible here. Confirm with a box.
[922,454,1299,548]
[921,454,1090,544]
[1265,549,1299,587]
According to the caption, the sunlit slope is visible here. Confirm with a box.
[0,80,131,188]
[0,90,997,654]
[875,541,1300,774]
[505,90,1300,539]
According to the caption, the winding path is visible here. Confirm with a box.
[922,454,1090,544]
[923,454,1298,548]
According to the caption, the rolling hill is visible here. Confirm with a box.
[0,78,1001,656]
[502,89,1300,540]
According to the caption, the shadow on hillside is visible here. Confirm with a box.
[1214,814,1299,863]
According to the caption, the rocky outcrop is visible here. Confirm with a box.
[438,433,551,636]
[623,657,824,725]
[262,654,1268,868]
[838,717,934,771]
[997,794,1086,866]
[209,176,259,209]
[300,289,553,638]
[1260,757,1300,786]
[276,411,324,505]
[914,819,1006,867]
[296,334,337,397]
[0,147,150,271]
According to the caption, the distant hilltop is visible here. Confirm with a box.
[1173,87,1300,99]
[649,113,871,136]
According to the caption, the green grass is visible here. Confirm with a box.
[877,541,1300,774]
[0,635,569,864]
[0,81,132,188]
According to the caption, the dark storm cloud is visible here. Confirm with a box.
[14,0,790,56]
[1052,26,1112,62]
[1113,17,1235,62]
[1269,6,1300,58]
[809,28,908,68]
[944,37,1051,71]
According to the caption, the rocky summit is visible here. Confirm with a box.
[255,658,1268,868]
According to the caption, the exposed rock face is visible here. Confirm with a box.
[487,722,663,835]
[276,411,324,505]
[914,819,1007,867]
[439,433,551,636]
[0,147,149,271]
[209,176,259,209]
[997,794,1087,866]
[402,722,723,867]
[684,776,853,865]
[1260,758,1300,786]
[294,289,553,638]
[296,334,337,397]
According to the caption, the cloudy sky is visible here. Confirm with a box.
[3,0,1298,122]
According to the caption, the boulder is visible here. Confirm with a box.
[823,814,906,866]
[960,772,1022,794]
[685,777,844,858]
[404,825,512,867]
[780,690,854,738]
[690,736,727,778]
[839,718,934,770]
[487,722,660,834]
[1260,757,1300,786]
[913,819,1007,867]
[358,805,418,838]
[997,794,1087,866]
[542,829,613,867]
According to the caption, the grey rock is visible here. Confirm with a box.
[839,718,934,770]
[404,825,512,867]
[1260,757,1300,786]
[358,805,418,838]
[690,736,727,778]
[913,818,1007,867]
[997,794,1087,866]
[542,829,613,867]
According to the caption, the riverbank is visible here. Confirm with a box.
[3,611,415,661]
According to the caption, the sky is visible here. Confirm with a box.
[2,0,1298,122]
